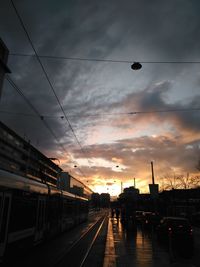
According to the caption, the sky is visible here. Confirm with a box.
[0,0,200,196]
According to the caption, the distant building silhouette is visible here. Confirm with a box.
[100,193,110,207]
[57,171,93,199]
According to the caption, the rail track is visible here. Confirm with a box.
[55,214,108,267]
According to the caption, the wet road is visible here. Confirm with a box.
[104,218,200,267]
[2,214,200,267]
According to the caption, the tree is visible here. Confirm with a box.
[159,173,200,191]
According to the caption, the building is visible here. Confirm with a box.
[0,121,62,186]
[159,188,200,217]
[58,171,93,199]
[0,120,93,197]
[119,186,140,201]
[136,188,200,216]
[118,186,140,216]
[100,193,110,207]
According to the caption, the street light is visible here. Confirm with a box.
[49,157,60,165]
[113,165,123,194]
[131,62,142,70]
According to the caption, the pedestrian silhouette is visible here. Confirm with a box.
[115,208,120,221]
[111,208,114,218]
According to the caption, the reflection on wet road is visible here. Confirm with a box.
[109,218,197,267]
[112,219,170,267]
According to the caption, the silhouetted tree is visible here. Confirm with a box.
[159,173,200,191]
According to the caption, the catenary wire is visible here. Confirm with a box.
[9,0,200,178]
[10,0,91,167]
[6,76,68,152]
[9,53,200,64]
[1,107,200,119]
[5,76,87,179]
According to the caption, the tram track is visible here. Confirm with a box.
[55,214,108,267]
[1,212,108,267]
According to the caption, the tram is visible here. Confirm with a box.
[0,169,88,260]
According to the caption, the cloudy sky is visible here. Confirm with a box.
[1,0,200,195]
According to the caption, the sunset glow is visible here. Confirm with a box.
[1,0,200,196]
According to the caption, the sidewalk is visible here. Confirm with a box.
[103,218,197,267]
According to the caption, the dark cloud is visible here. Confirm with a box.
[107,80,200,132]
[1,0,200,192]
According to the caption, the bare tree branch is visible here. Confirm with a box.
[159,173,200,191]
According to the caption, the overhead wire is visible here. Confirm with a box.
[9,0,200,180]
[1,107,200,119]
[0,110,60,118]
[10,0,91,168]
[6,76,67,153]
[9,53,200,64]
[4,75,199,180]
[5,76,87,179]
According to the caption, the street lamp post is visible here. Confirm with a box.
[49,157,60,165]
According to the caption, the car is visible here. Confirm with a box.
[156,217,193,243]
[141,211,161,229]
[135,210,144,222]
[157,217,193,237]
[191,212,200,226]
[156,217,194,257]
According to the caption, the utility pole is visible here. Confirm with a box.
[0,38,11,100]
